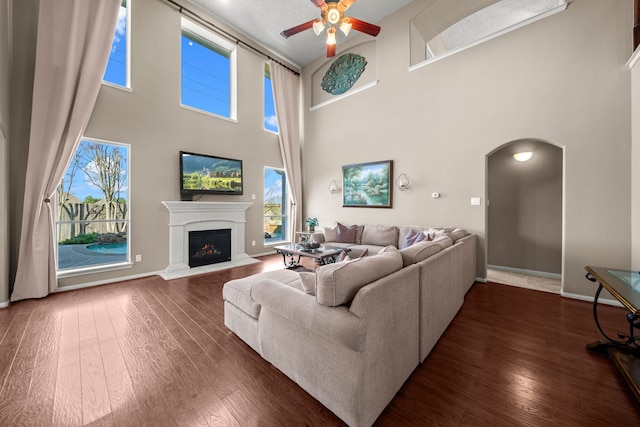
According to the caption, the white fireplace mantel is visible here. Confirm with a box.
[160,201,259,280]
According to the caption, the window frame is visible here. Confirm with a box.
[263,166,288,245]
[102,0,131,90]
[55,137,132,278]
[264,63,279,134]
[180,17,237,121]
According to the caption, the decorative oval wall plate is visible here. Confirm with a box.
[321,53,368,95]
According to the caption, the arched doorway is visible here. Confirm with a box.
[486,139,563,293]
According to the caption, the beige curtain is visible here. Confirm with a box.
[269,61,303,239]
[11,0,120,301]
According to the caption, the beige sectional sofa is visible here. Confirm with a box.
[222,224,477,427]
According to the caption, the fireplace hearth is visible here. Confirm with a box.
[188,229,231,268]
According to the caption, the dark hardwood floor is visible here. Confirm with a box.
[0,255,638,426]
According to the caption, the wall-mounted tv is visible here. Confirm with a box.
[180,151,243,200]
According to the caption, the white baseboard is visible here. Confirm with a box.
[487,265,562,280]
[0,299,8,308]
[55,270,162,293]
[476,277,487,283]
[561,291,623,307]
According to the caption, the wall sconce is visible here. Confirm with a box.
[329,180,339,194]
[514,151,533,162]
[396,174,410,191]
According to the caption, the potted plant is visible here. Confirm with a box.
[305,217,319,233]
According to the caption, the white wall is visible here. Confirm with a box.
[301,0,632,298]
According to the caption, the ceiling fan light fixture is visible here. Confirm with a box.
[313,19,325,35]
[326,26,337,45]
[280,0,381,58]
[327,6,341,24]
[339,19,352,36]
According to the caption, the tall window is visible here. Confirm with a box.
[103,0,129,87]
[264,167,287,244]
[55,139,130,275]
[181,18,237,119]
[264,64,278,133]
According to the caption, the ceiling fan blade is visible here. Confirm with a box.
[281,20,316,38]
[338,0,356,11]
[326,43,336,57]
[311,0,325,7]
[349,17,381,37]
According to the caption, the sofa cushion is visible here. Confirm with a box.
[299,271,316,296]
[399,240,443,267]
[315,246,403,307]
[361,224,399,247]
[435,236,454,250]
[223,269,302,318]
[400,228,428,249]
[336,223,357,243]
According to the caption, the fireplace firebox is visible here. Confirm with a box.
[188,229,232,268]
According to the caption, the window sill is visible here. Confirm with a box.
[180,104,238,123]
[264,240,291,248]
[101,80,132,92]
[57,261,133,279]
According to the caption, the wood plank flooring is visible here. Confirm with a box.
[0,255,639,426]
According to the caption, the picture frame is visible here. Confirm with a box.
[342,160,393,208]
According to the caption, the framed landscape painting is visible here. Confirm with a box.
[342,160,393,208]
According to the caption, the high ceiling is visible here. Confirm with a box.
[183,0,415,68]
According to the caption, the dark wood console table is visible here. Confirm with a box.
[585,266,640,402]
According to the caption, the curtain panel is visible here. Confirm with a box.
[11,0,120,301]
[269,61,303,239]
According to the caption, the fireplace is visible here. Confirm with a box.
[189,229,231,268]
[161,201,259,280]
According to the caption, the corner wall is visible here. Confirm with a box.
[632,51,640,268]
[0,0,11,304]
[301,0,632,299]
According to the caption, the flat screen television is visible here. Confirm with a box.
[180,151,243,200]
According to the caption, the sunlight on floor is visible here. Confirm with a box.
[487,269,561,294]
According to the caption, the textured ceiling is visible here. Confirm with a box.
[184,0,415,68]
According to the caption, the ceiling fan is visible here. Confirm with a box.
[280,0,381,58]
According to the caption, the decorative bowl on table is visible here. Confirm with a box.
[299,242,320,251]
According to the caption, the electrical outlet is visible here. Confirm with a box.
[135,254,142,262]
[251,240,256,247]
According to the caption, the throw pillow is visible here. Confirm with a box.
[426,227,447,241]
[336,223,357,243]
[298,272,316,296]
[401,229,427,249]
[336,250,350,262]
[323,226,337,242]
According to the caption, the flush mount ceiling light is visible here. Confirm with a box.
[281,0,381,57]
[514,152,533,162]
